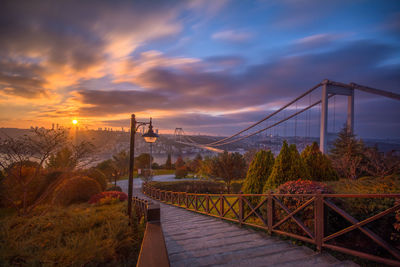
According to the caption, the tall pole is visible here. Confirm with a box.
[320,79,328,154]
[150,143,153,178]
[127,114,136,220]
[347,89,354,134]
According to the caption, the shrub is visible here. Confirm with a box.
[88,191,128,204]
[392,199,400,245]
[53,176,102,206]
[106,185,123,192]
[264,141,308,191]
[84,168,108,190]
[0,202,144,266]
[301,142,338,181]
[276,179,333,194]
[175,166,188,179]
[262,179,332,237]
[242,150,274,194]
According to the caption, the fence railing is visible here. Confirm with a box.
[143,184,400,266]
[133,196,170,267]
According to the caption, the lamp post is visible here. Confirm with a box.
[127,114,159,220]
[142,118,158,179]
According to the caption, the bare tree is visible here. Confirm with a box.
[362,147,400,177]
[0,128,67,215]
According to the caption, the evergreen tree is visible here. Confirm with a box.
[175,156,185,169]
[301,142,338,181]
[165,154,172,169]
[242,150,274,194]
[330,126,365,179]
[264,141,308,191]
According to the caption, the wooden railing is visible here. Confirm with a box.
[133,196,170,267]
[143,184,400,266]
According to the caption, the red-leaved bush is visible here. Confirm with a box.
[276,179,333,194]
[271,179,332,237]
[88,191,128,204]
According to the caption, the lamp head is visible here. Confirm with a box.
[142,118,159,143]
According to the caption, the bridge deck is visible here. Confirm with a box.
[119,181,357,267]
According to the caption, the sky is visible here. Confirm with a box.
[0,0,399,138]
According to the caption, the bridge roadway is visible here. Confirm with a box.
[118,177,357,267]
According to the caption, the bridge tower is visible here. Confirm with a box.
[320,79,354,154]
[174,128,184,143]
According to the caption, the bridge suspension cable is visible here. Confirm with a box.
[175,79,400,150]
[202,82,323,146]
[209,95,334,147]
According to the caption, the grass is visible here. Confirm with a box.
[0,201,144,267]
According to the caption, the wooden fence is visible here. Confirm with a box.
[133,196,170,267]
[143,184,400,266]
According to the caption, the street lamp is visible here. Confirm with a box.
[142,118,159,179]
[127,114,159,220]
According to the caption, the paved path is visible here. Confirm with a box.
[118,178,357,267]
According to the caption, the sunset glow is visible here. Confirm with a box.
[0,0,399,138]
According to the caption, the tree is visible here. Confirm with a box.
[330,126,365,179]
[188,154,202,173]
[210,151,246,193]
[175,156,185,169]
[242,150,274,194]
[165,153,172,169]
[0,128,68,215]
[46,141,94,171]
[301,142,338,181]
[243,149,259,167]
[264,141,309,191]
[96,159,115,183]
[112,150,129,183]
[362,147,400,177]
[135,153,151,170]
[197,156,213,179]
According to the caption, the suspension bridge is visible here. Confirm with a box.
[174,79,400,153]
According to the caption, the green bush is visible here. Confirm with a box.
[84,168,108,190]
[0,202,144,266]
[325,176,399,256]
[264,141,308,191]
[242,150,274,194]
[301,142,338,181]
[53,176,102,206]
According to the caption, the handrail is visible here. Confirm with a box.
[143,184,400,267]
[133,196,170,267]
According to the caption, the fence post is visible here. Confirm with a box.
[206,195,209,214]
[239,192,244,226]
[220,194,224,218]
[185,193,188,208]
[267,191,273,235]
[315,190,324,252]
[147,203,160,222]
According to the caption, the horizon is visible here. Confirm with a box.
[1,0,400,139]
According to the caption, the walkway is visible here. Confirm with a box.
[118,178,357,267]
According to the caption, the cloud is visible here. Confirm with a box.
[212,30,253,43]
[92,39,400,137]
[0,0,189,97]
[0,59,47,98]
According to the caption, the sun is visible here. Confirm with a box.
[72,119,78,125]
